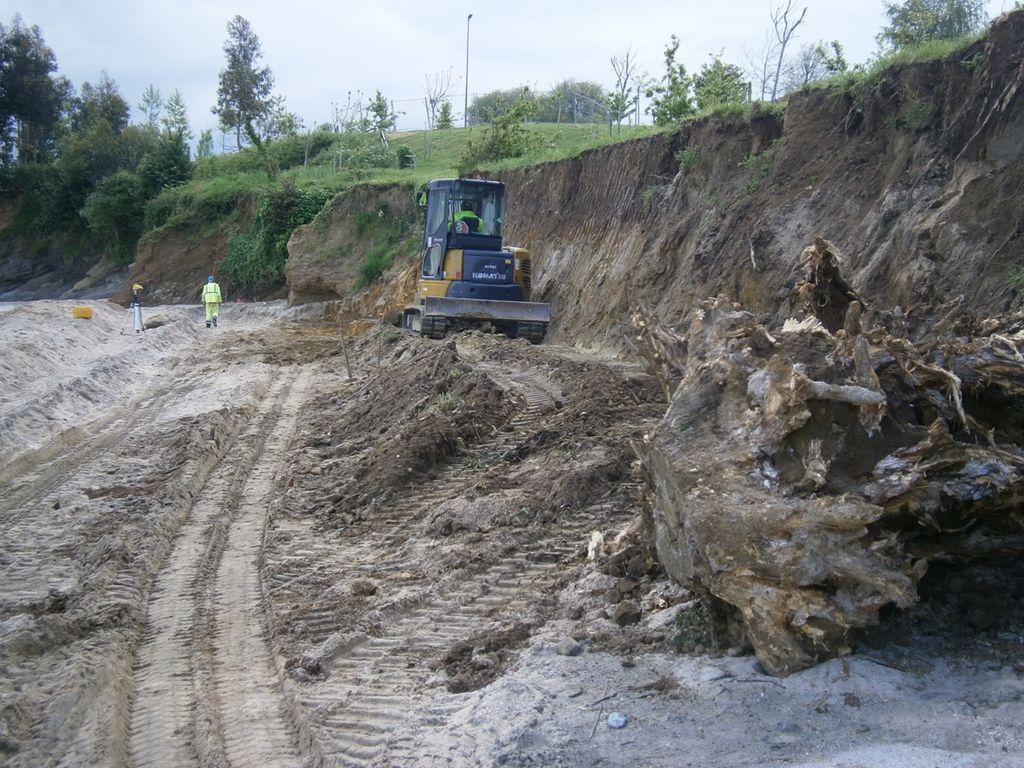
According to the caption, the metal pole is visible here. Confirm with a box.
[464,13,472,128]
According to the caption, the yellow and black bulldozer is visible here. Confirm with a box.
[400,178,549,343]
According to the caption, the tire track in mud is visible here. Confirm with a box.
[129,367,311,768]
[265,362,633,767]
[0,366,200,508]
[0,370,206,613]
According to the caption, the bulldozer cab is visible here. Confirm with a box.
[421,179,505,278]
[405,177,549,344]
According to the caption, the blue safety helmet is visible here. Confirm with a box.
[208,275,215,282]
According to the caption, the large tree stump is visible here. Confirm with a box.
[637,293,1024,675]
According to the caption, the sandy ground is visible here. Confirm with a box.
[0,298,1022,768]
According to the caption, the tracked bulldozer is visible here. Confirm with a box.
[400,178,550,343]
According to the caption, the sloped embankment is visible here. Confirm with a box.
[498,9,1024,350]
[284,12,1023,349]
[285,183,419,307]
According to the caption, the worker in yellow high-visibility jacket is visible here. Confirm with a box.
[201,275,222,328]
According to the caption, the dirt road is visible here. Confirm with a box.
[1,300,1021,768]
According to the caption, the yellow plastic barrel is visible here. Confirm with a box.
[72,306,93,320]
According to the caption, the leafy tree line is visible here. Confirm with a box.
[0,12,414,289]
[878,0,988,50]
[645,44,752,126]
[467,79,610,125]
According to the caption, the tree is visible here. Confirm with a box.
[213,15,275,150]
[332,91,368,132]
[436,101,454,129]
[81,169,145,261]
[196,129,214,159]
[768,2,808,101]
[605,91,631,131]
[42,115,124,234]
[118,123,159,170]
[608,49,639,133]
[646,35,695,126]
[367,90,395,134]
[745,29,777,102]
[423,68,455,130]
[10,70,131,240]
[72,73,130,135]
[536,80,607,124]
[161,89,191,140]
[458,90,539,173]
[137,131,191,196]
[878,0,987,50]
[693,56,749,112]
[469,88,537,123]
[783,40,846,93]
[0,16,66,167]
[255,96,301,140]
[138,85,162,130]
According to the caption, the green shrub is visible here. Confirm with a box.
[356,242,394,287]
[352,211,377,237]
[217,178,339,295]
[82,170,147,263]
[738,138,782,193]
[805,31,987,98]
[899,97,938,131]
[1008,265,1024,295]
[220,228,277,297]
[352,206,418,289]
[675,146,699,173]
[396,144,415,168]
[751,100,787,120]
[267,130,337,170]
[314,131,394,172]
[458,91,541,175]
[673,599,717,653]
[704,101,748,119]
[640,185,661,209]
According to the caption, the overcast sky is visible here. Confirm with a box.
[2,0,1016,138]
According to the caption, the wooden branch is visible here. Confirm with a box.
[795,373,887,406]
[748,235,762,272]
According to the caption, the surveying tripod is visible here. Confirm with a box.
[121,287,145,334]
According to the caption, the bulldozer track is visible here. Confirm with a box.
[0,370,205,615]
[0,369,195,511]
[129,366,311,768]
[263,360,640,767]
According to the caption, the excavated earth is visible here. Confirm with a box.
[1,300,1022,768]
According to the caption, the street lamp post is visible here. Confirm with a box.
[464,13,472,128]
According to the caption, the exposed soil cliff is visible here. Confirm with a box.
[284,183,418,306]
[495,10,1024,350]
[280,12,1024,353]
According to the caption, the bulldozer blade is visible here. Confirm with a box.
[424,296,550,323]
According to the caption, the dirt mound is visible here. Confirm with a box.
[287,335,519,523]
[440,621,534,693]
